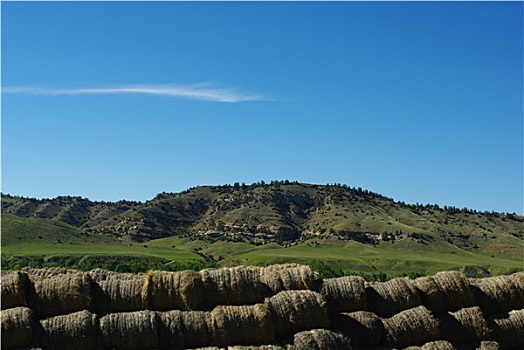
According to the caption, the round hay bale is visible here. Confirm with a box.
[330,311,385,348]
[37,310,98,350]
[99,310,159,350]
[200,266,270,309]
[366,277,422,317]
[265,290,329,340]
[23,267,79,279]
[404,340,455,350]
[437,306,489,343]
[320,275,367,313]
[487,309,524,350]
[1,271,30,309]
[260,264,319,293]
[383,305,441,348]
[228,346,286,350]
[91,270,147,314]
[158,310,213,349]
[142,270,204,311]
[470,273,524,314]
[29,272,93,318]
[291,329,352,350]
[1,306,36,350]
[210,304,275,346]
[475,341,502,350]
[415,271,474,312]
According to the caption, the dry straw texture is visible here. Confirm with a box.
[158,310,213,349]
[437,306,490,343]
[291,329,352,350]
[22,267,79,279]
[320,275,367,313]
[210,304,275,346]
[200,266,269,309]
[330,311,385,348]
[415,271,474,312]
[90,269,147,314]
[404,340,455,350]
[37,310,98,350]
[487,309,524,350]
[470,272,524,314]
[265,290,329,340]
[29,272,93,318]
[1,306,35,350]
[142,270,204,311]
[383,305,441,348]
[100,310,159,349]
[260,264,319,293]
[228,346,286,350]
[1,271,30,310]
[366,277,422,317]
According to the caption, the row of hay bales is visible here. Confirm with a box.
[1,265,523,349]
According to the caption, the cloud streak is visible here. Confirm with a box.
[2,83,270,103]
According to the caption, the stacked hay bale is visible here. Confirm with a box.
[264,290,329,340]
[1,270,30,310]
[89,269,147,314]
[1,306,36,350]
[319,275,367,313]
[2,266,524,349]
[330,311,385,348]
[29,271,93,318]
[487,309,524,350]
[470,272,524,314]
[210,304,275,346]
[436,306,490,343]
[415,271,475,312]
[200,266,270,309]
[290,329,352,349]
[99,310,159,349]
[37,310,99,350]
[142,269,204,311]
[259,264,319,293]
[157,310,214,349]
[382,305,441,348]
[366,276,422,317]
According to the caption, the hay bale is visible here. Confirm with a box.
[470,273,524,314]
[22,267,79,279]
[200,266,270,309]
[91,270,147,314]
[228,346,286,350]
[29,272,93,318]
[158,310,213,349]
[99,310,159,350]
[366,277,422,317]
[210,304,275,346]
[142,270,204,311]
[404,340,455,350]
[37,310,98,350]
[383,305,440,348]
[1,306,36,350]
[260,264,319,293]
[265,290,329,340]
[437,306,489,343]
[415,271,474,312]
[1,271,30,309]
[291,329,352,350]
[330,311,384,348]
[487,309,524,349]
[475,341,502,350]
[320,276,367,313]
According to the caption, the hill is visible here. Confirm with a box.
[2,182,523,276]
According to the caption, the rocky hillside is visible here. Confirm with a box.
[2,182,522,250]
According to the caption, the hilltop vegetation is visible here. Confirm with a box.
[2,181,522,277]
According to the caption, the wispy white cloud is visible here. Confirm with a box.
[1,83,270,103]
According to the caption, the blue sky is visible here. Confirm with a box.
[2,2,522,214]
